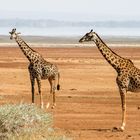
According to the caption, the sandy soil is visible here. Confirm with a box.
[0,46,140,140]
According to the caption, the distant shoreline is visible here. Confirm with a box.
[1,35,140,48]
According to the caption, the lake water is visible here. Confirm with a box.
[1,26,140,37]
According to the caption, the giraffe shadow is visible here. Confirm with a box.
[93,128,112,132]
[81,128,111,132]
[81,128,121,133]
[93,127,123,133]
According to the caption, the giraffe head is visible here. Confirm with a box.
[9,28,21,40]
[79,29,98,43]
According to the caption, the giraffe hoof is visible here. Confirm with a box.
[31,103,35,105]
[120,126,125,131]
[46,103,50,109]
[51,106,55,109]
[112,127,124,132]
[51,104,56,109]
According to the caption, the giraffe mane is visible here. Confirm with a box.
[94,32,125,60]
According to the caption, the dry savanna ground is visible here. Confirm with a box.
[0,46,140,140]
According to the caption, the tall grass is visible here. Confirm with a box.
[0,104,71,140]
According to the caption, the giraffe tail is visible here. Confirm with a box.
[57,72,60,90]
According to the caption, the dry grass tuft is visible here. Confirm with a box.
[0,104,71,140]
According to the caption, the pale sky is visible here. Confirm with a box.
[0,0,140,21]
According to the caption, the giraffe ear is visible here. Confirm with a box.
[9,32,12,34]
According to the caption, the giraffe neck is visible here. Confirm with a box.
[93,34,126,70]
[15,35,41,62]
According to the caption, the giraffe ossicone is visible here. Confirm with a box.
[9,28,60,109]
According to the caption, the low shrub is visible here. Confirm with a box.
[0,104,71,140]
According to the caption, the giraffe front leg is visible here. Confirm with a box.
[37,77,44,109]
[113,87,126,132]
[30,76,35,104]
[36,78,40,95]
[119,88,126,131]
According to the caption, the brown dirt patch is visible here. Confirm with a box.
[0,46,140,140]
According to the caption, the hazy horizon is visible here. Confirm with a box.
[0,0,140,36]
[0,19,140,36]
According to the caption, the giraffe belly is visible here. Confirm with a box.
[41,75,49,79]
[128,87,140,92]
[128,80,140,92]
[41,70,56,80]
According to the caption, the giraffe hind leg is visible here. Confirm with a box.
[45,77,58,109]
[30,76,35,104]
[47,78,56,109]
[52,79,56,109]
[48,78,56,109]
[36,77,44,109]
[46,78,53,109]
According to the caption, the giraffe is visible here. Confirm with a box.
[9,28,60,109]
[79,29,140,131]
